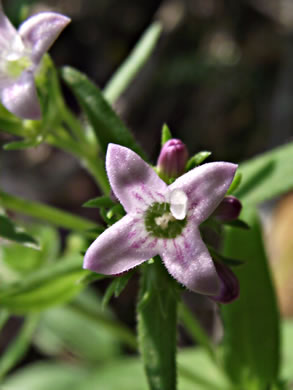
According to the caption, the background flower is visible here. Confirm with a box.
[0,3,70,119]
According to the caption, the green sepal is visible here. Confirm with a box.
[61,66,146,158]
[222,219,250,230]
[186,151,211,171]
[227,171,242,195]
[83,196,116,209]
[78,272,106,286]
[102,271,134,310]
[85,226,105,238]
[137,258,178,390]
[161,123,172,146]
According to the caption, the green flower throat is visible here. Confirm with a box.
[144,202,187,239]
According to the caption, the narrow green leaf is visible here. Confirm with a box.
[35,303,120,363]
[1,225,60,274]
[0,190,97,232]
[0,256,86,313]
[104,21,162,104]
[70,298,137,350]
[0,310,10,332]
[0,215,38,247]
[281,320,293,382]
[207,245,245,267]
[235,141,293,205]
[83,196,115,209]
[61,66,146,158]
[0,118,23,136]
[221,208,280,387]
[102,271,134,309]
[186,151,211,171]
[0,315,39,380]
[161,123,172,146]
[137,259,177,390]
[2,362,89,390]
[2,348,229,390]
[3,138,42,151]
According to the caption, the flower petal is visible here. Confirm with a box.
[18,12,71,64]
[170,162,237,225]
[1,71,41,119]
[84,214,158,275]
[159,228,221,295]
[106,144,168,213]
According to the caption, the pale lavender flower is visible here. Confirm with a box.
[157,138,188,179]
[0,3,70,119]
[84,144,237,296]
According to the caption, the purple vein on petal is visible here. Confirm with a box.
[130,234,150,249]
[181,232,191,251]
[132,191,148,206]
[127,230,137,240]
[155,191,165,201]
[147,238,158,249]
[140,182,155,201]
[173,239,185,264]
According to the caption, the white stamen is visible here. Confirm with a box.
[155,213,175,229]
[170,189,188,220]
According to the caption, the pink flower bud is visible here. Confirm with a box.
[213,195,242,221]
[157,139,188,180]
[210,262,239,304]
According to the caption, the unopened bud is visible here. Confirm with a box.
[157,139,188,180]
[213,195,242,221]
[210,262,239,304]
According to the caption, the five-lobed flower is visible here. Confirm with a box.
[0,2,70,119]
[84,143,238,299]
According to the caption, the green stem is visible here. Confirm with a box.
[137,258,178,390]
[48,129,110,194]
[0,190,96,232]
[69,301,137,351]
[61,104,88,144]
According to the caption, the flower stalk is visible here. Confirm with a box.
[137,258,178,390]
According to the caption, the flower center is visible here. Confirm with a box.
[4,56,32,78]
[144,202,187,238]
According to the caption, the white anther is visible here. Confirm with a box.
[169,189,188,220]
